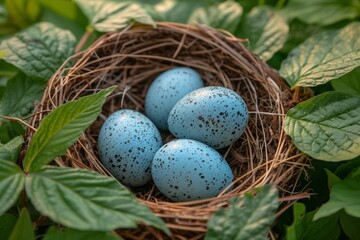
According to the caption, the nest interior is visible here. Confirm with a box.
[27,22,308,239]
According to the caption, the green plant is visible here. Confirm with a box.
[0,0,359,239]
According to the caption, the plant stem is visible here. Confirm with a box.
[75,28,95,53]
[21,189,27,209]
[292,86,301,101]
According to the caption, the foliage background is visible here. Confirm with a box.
[0,0,360,239]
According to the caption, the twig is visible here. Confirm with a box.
[0,115,37,132]
[22,110,52,120]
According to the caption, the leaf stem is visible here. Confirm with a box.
[0,115,37,132]
[21,189,27,209]
[75,28,95,53]
[292,86,301,101]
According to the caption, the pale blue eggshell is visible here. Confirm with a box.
[168,86,249,149]
[98,109,162,187]
[151,139,234,202]
[145,67,204,130]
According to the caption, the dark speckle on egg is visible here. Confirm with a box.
[144,67,204,130]
[168,86,249,149]
[98,109,163,187]
[151,139,234,202]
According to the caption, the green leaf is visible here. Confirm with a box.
[238,6,289,61]
[8,208,34,240]
[339,210,360,240]
[40,5,87,41]
[75,0,155,32]
[23,87,114,172]
[0,159,24,215]
[5,0,41,28]
[285,202,307,240]
[284,92,360,161]
[0,22,76,81]
[0,121,25,144]
[331,68,360,97]
[282,0,359,26]
[0,50,6,58]
[137,3,164,22]
[146,0,222,23]
[27,0,41,22]
[325,169,341,189]
[189,1,243,33]
[39,0,79,21]
[314,172,360,220]
[0,136,23,162]
[285,203,340,240]
[0,4,5,23]
[335,156,360,178]
[280,22,360,88]
[0,60,18,78]
[281,19,323,55]
[25,166,169,233]
[205,185,279,240]
[302,160,333,211]
[0,213,17,240]
[44,226,122,240]
[0,72,43,118]
[349,166,360,178]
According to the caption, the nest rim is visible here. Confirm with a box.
[26,22,309,238]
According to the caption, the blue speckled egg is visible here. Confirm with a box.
[145,67,204,130]
[151,139,234,202]
[98,109,163,187]
[168,86,249,149]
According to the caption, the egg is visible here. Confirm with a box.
[168,86,249,149]
[98,109,162,187]
[145,67,204,130]
[151,139,234,202]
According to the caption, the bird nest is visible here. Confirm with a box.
[26,22,309,239]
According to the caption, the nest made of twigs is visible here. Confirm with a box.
[26,22,309,239]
